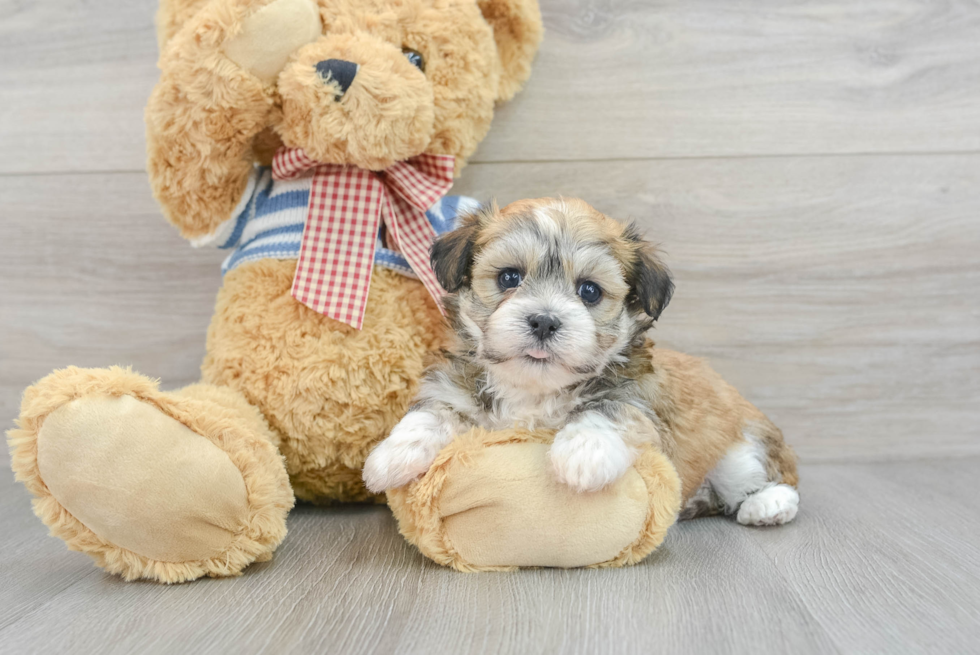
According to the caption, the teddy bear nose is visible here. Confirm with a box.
[315,59,359,98]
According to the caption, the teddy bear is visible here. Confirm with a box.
[8,0,545,583]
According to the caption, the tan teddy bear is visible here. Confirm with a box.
[8,0,543,583]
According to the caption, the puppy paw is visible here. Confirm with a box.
[737,484,799,526]
[550,416,635,493]
[362,412,448,493]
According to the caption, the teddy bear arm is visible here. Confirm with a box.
[146,2,285,241]
[147,91,264,241]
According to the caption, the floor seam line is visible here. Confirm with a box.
[4,148,980,178]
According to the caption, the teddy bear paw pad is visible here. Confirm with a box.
[36,395,251,565]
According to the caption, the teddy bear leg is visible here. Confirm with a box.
[7,366,293,583]
[387,431,683,571]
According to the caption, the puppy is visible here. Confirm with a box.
[362,198,799,526]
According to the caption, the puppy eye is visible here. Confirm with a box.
[402,48,425,72]
[578,281,603,304]
[497,268,522,290]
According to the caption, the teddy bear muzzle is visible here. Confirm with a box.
[276,33,437,171]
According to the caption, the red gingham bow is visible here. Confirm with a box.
[272,147,455,329]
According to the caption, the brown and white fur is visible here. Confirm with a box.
[362,198,799,526]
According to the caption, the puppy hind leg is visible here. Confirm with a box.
[706,433,799,527]
[679,481,723,520]
[736,483,799,526]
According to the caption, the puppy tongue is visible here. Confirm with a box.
[526,348,550,360]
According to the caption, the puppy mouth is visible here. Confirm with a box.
[524,348,551,360]
[482,346,556,365]
[484,345,564,366]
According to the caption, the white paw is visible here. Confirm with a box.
[737,484,799,526]
[550,414,635,493]
[362,412,448,493]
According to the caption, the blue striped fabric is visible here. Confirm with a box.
[202,167,480,278]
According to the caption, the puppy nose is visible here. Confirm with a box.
[528,314,562,341]
[315,59,359,98]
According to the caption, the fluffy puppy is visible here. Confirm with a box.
[363,198,799,526]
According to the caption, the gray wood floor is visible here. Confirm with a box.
[3,458,980,654]
[2,0,979,653]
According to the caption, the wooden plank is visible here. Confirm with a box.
[0,172,225,422]
[0,470,101,633]
[0,469,831,655]
[2,460,978,654]
[0,0,159,175]
[745,457,980,654]
[3,0,980,174]
[393,518,836,655]
[3,154,979,461]
[0,464,428,654]
[483,0,980,162]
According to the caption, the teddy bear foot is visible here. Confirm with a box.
[386,428,683,571]
[7,367,294,583]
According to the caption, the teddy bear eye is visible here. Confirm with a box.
[402,48,425,72]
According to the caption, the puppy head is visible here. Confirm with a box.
[431,198,673,393]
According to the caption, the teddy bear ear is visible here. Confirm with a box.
[478,0,544,101]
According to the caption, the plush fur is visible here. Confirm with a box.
[386,427,682,572]
[8,367,293,583]
[203,262,448,502]
[8,0,542,582]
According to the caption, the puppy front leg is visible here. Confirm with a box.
[550,406,657,493]
[362,410,456,493]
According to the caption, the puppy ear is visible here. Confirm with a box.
[431,214,481,292]
[624,225,674,321]
[477,0,544,101]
